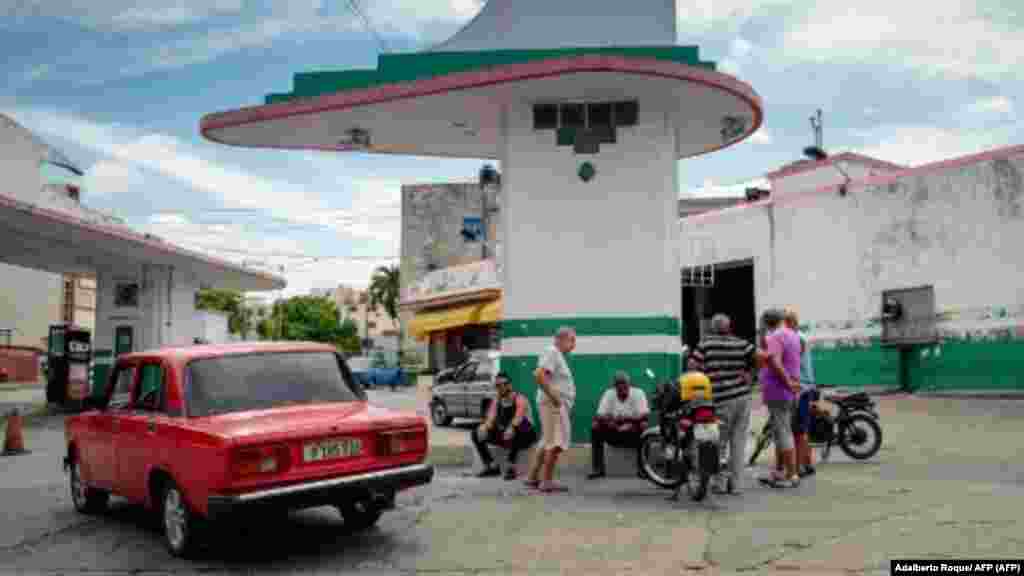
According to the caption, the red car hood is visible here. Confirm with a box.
[187,402,423,444]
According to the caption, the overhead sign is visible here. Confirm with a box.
[402,259,501,305]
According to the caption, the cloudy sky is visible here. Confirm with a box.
[2,0,1020,295]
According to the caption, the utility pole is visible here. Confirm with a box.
[478,164,500,260]
[810,109,823,149]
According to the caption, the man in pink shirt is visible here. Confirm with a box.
[757,309,803,488]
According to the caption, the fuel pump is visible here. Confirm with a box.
[45,324,92,408]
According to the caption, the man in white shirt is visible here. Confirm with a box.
[587,371,650,479]
[524,326,576,493]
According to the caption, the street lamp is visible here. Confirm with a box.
[478,164,501,260]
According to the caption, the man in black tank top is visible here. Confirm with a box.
[472,372,538,480]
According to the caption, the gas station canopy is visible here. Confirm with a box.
[0,191,283,292]
[201,47,762,159]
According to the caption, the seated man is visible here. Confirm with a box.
[588,371,650,479]
[472,372,538,480]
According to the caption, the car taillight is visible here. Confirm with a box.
[378,429,427,456]
[233,445,290,478]
[693,406,716,423]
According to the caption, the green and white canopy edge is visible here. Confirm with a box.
[200,0,763,441]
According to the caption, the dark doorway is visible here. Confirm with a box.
[682,260,756,349]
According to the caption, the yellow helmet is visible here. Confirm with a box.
[679,371,713,402]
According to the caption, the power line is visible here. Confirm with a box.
[344,0,391,53]
[178,240,396,261]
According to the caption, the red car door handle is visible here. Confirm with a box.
[147,419,156,433]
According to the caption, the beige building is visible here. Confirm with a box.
[332,285,399,344]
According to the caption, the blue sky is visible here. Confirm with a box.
[1,1,1020,296]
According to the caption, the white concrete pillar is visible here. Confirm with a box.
[500,100,682,442]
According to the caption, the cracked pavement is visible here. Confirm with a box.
[0,395,1021,575]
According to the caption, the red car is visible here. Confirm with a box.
[63,342,432,557]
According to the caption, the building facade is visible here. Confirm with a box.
[400,181,502,371]
[679,145,1024,392]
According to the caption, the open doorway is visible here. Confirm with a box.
[682,259,757,349]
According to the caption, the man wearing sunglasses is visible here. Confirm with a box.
[472,371,538,480]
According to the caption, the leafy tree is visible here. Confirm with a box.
[337,319,361,355]
[369,264,401,350]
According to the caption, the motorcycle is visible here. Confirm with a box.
[638,369,722,502]
[748,382,883,466]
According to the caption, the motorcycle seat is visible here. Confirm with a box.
[825,391,871,405]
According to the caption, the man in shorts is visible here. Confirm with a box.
[525,326,577,493]
[785,307,818,477]
[757,309,802,488]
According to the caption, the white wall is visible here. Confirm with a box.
[94,264,200,353]
[0,263,62,348]
[681,149,1024,339]
[679,204,773,316]
[775,153,1024,335]
[501,99,679,322]
[196,310,229,343]
[0,114,44,204]
[0,116,66,348]
[770,161,897,199]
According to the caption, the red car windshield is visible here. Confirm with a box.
[186,352,361,417]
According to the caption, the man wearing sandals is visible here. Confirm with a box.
[473,372,538,480]
[525,326,576,493]
[756,309,803,488]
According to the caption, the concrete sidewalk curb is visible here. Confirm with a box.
[428,442,614,473]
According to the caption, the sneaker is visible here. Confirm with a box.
[476,466,501,478]
[799,465,816,478]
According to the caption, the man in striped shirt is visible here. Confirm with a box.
[691,313,756,494]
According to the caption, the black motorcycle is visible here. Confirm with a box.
[748,384,883,466]
[638,371,722,502]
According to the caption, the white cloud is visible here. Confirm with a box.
[82,160,147,197]
[674,0,788,35]
[781,1,1024,82]
[849,123,1021,167]
[749,127,773,145]
[145,212,394,295]
[3,0,244,31]
[864,107,878,118]
[682,177,770,198]
[8,106,402,295]
[968,96,1014,117]
[716,36,756,76]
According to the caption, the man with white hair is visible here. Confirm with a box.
[525,326,577,493]
[691,313,756,494]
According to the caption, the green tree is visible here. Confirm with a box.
[271,296,349,344]
[369,264,401,350]
[337,319,361,355]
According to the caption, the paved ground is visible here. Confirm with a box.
[1,391,1022,575]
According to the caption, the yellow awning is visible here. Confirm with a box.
[408,303,481,341]
[477,297,503,324]
[407,297,503,341]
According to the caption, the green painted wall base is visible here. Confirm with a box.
[502,352,680,443]
[811,337,1024,392]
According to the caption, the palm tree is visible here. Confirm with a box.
[368,264,400,352]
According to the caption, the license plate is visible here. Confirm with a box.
[303,438,362,463]
[693,423,720,442]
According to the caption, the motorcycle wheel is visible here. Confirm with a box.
[837,413,883,460]
[640,434,686,489]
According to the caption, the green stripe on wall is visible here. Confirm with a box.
[266,46,716,104]
[501,316,681,339]
[811,337,1024,392]
[502,352,680,443]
